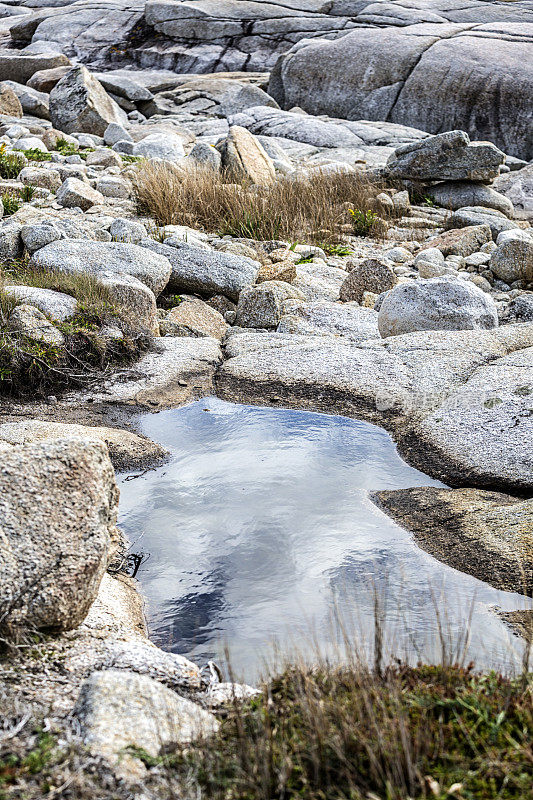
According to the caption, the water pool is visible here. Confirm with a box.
[118,397,530,680]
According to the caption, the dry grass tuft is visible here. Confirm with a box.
[0,259,151,398]
[132,161,389,245]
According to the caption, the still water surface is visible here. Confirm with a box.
[118,398,530,680]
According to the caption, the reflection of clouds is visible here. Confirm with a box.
[118,397,531,680]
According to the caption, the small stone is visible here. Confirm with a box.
[340,258,398,303]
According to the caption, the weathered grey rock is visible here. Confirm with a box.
[494,164,533,221]
[19,166,61,193]
[189,141,222,171]
[0,420,167,471]
[98,271,159,335]
[219,323,533,491]
[219,125,276,185]
[132,131,185,161]
[236,280,304,328]
[27,65,72,93]
[373,487,532,594]
[447,207,520,239]
[4,285,75,321]
[489,230,533,283]
[49,66,126,137]
[139,239,259,301]
[416,346,533,493]
[7,304,64,346]
[269,18,533,160]
[96,175,131,199]
[230,106,364,149]
[109,217,147,244]
[0,51,70,85]
[340,258,398,303]
[501,294,533,323]
[12,134,48,153]
[20,220,63,253]
[206,682,261,708]
[378,276,498,337]
[30,240,172,297]
[0,82,22,117]
[0,438,118,634]
[85,148,123,168]
[85,336,222,407]
[386,131,505,182]
[0,222,23,260]
[74,670,218,765]
[421,224,492,257]
[160,298,228,339]
[257,259,296,284]
[293,261,346,302]
[56,177,104,210]
[427,182,514,215]
[85,638,202,690]
[278,300,379,342]
[103,122,133,147]
[3,80,50,119]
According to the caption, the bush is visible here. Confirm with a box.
[1,192,21,216]
[0,144,24,180]
[133,161,389,246]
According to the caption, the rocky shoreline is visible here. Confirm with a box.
[0,0,532,787]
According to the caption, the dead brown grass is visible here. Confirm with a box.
[132,161,389,245]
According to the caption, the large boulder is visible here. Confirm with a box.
[139,239,259,300]
[49,66,126,136]
[489,230,533,283]
[378,276,499,337]
[385,131,505,183]
[421,225,492,257]
[219,126,276,185]
[268,19,533,160]
[7,304,64,346]
[446,207,519,240]
[29,240,172,297]
[3,80,50,120]
[0,438,118,634]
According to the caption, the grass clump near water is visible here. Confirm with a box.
[133,161,389,247]
[159,663,532,800]
[0,259,151,397]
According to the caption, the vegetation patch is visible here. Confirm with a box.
[164,664,532,800]
[133,161,390,247]
[0,259,151,398]
[0,145,24,180]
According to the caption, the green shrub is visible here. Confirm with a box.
[0,144,24,180]
[20,185,35,202]
[1,192,21,216]
[21,149,51,163]
[349,208,380,236]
